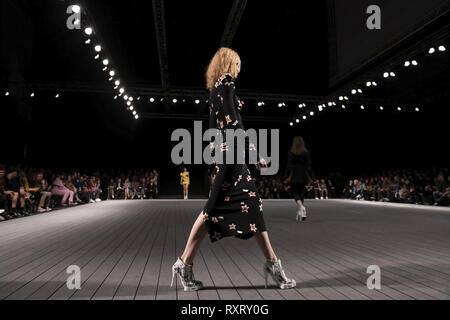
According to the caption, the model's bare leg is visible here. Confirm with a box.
[296,200,303,210]
[255,231,297,289]
[254,232,278,262]
[181,212,208,265]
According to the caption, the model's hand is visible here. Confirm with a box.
[255,158,268,171]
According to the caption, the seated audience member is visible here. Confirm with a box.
[18,170,33,215]
[435,186,450,207]
[34,172,52,213]
[398,185,410,203]
[107,179,116,200]
[433,173,447,204]
[327,179,336,198]
[132,179,140,199]
[313,179,321,199]
[319,179,329,199]
[343,180,354,199]
[305,183,314,199]
[93,178,102,202]
[4,168,24,217]
[66,175,82,204]
[52,175,76,207]
[124,178,132,200]
[78,175,92,203]
[115,178,125,199]
[0,164,10,220]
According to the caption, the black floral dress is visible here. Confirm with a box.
[203,73,266,243]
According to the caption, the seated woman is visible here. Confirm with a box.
[124,178,132,200]
[65,175,82,204]
[52,175,76,207]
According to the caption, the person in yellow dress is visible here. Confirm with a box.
[180,168,190,200]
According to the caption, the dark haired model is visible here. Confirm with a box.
[285,136,315,222]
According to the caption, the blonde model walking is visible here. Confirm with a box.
[171,48,296,292]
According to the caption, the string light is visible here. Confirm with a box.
[438,45,446,52]
[71,5,81,14]
[84,27,93,35]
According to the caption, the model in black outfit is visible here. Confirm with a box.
[285,137,314,222]
[171,48,296,292]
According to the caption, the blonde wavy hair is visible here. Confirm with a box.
[205,47,241,91]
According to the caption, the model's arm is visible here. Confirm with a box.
[220,79,265,169]
[306,152,315,181]
[284,151,293,180]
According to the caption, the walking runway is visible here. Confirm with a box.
[0,199,449,300]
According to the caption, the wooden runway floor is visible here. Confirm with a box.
[0,199,449,300]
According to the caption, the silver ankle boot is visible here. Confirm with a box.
[264,259,297,289]
[171,258,203,292]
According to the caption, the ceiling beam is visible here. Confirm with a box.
[29,81,395,105]
[141,113,292,123]
[220,0,248,47]
[152,0,170,112]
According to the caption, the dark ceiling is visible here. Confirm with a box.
[1,0,449,174]
[25,0,330,94]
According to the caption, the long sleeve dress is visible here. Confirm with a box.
[202,73,266,243]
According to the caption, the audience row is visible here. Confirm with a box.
[0,164,160,221]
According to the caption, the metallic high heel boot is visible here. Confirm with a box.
[264,259,297,289]
[301,206,307,221]
[171,258,203,292]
